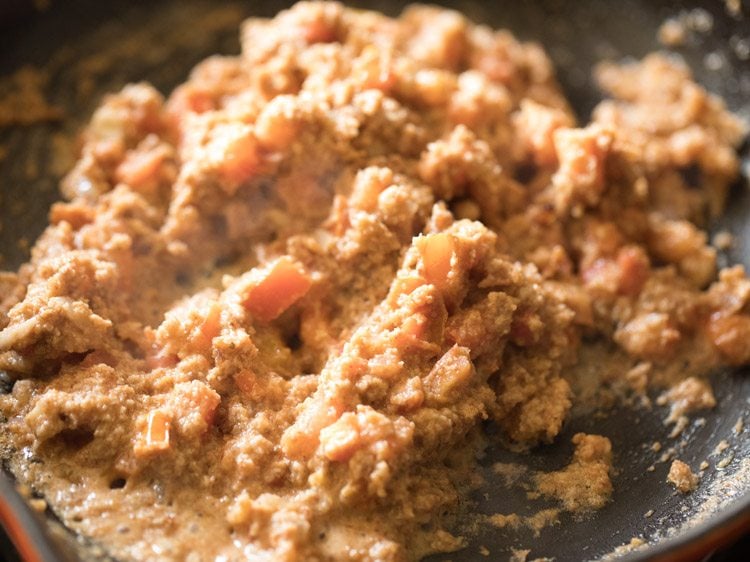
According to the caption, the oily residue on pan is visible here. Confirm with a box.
[0,2,749,562]
[0,66,63,128]
[603,412,749,560]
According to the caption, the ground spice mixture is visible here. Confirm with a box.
[0,2,748,561]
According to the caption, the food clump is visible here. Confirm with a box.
[667,459,699,493]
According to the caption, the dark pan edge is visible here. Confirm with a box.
[0,470,72,562]
[620,496,750,562]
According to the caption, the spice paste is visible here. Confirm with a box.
[0,3,748,561]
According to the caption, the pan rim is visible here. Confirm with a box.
[617,490,750,561]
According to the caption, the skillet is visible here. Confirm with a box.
[0,1,748,560]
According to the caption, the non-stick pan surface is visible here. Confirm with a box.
[0,1,748,561]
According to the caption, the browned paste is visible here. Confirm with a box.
[533,433,613,511]
[667,459,699,493]
[0,2,748,561]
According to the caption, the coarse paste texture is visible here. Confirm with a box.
[0,2,748,561]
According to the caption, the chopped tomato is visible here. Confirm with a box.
[145,349,179,370]
[167,85,214,118]
[299,19,336,43]
[616,246,650,296]
[233,369,256,396]
[114,146,167,190]
[281,396,343,459]
[417,233,455,291]
[400,314,426,341]
[243,257,312,322]
[317,406,412,463]
[193,302,221,352]
[422,345,475,405]
[255,98,300,152]
[554,126,611,191]
[134,409,171,457]
[365,68,395,92]
[319,413,360,462]
[147,410,170,446]
[49,202,95,229]
[209,124,260,188]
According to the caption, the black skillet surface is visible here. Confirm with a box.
[0,1,749,561]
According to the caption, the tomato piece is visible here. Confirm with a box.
[417,233,455,291]
[134,409,171,457]
[145,349,179,370]
[243,257,312,322]
[616,246,650,296]
[193,302,221,353]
